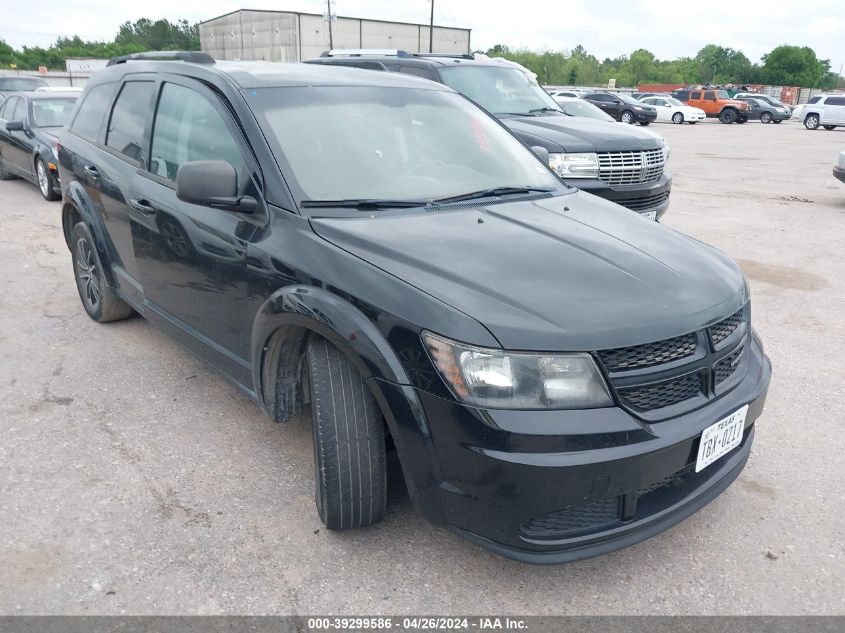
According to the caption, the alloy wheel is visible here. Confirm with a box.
[75,237,101,311]
[37,161,50,197]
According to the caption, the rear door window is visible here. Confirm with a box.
[826,97,845,106]
[106,81,154,164]
[70,82,117,143]
[690,91,701,100]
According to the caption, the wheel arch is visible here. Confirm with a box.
[61,181,118,287]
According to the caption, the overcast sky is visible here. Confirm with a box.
[2,0,843,73]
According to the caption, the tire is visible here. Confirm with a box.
[689,121,698,124]
[719,109,737,124]
[70,222,135,323]
[736,117,748,124]
[760,112,772,123]
[0,154,15,180]
[672,112,684,124]
[36,157,60,201]
[773,119,783,124]
[823,125,836,130]
[639,121,651,126]
[804,114,820,130]
[307,337,386,530]
[620,110,634,124]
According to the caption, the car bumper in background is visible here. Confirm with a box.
[834,165,845,184]
[573,172,672,219]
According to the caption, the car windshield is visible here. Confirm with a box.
[557,99,615,122]
[31,97,77,127]
[616,93,642,105]
[0,77,48,91]
[666,97,685,107]
[437,65,562,116]
[246,86,562,204]
[716,90,730,99]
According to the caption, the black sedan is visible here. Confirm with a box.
[732,96,791,124]
[0,91,78,200]
[583,92,657,125]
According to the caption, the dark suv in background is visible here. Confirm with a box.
[306,51,672,220]
[57,52,769,563]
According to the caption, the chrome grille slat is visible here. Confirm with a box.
[597,149,665,185]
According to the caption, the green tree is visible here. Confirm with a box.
[760,45,831,87]
[695,45,752,83]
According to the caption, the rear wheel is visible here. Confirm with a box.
[804,114,820,130]
[36,157,60,201]
[823,125,836,130]
[672,112,684,124]
[307,337,387,530]
[719,109,737,124]
[760,112,772,123]
[620,110,634,124]
[70,223,135,323]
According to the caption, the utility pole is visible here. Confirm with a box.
[326,0,334,50]
[429,0,434,53]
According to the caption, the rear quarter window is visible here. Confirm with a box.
[70,82,118,143]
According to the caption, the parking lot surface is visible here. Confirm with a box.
[1,119,844,615]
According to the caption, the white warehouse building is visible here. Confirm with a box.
[199,9,472,63]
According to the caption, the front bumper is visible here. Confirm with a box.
[635,111,657,123]
[569,171,672,219]
[834,165,845,184]
[377,334,770,564]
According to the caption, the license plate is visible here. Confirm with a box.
[642,211,657,221]
[695,405,748,472]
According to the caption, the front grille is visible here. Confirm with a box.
[597,148,665,185]
[715,347,743,384]
[597,333,698,372]
[614,191,670,212]
[617,373,703,411]
[520,498,620,539]
[709,309,743,347]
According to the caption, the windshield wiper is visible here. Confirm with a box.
[433,186,555,204]
[300,198,430,210]
[528,107,563,115]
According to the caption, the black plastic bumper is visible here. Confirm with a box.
[571,172,672,219]
[373,336,770,564]
[834,166,845,184]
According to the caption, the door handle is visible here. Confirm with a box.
[83,165,99,180]
[128,198,157,216]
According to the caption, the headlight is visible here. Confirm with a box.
[423,332,613,410]
[548,152,599,179]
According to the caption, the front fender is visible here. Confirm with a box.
[250,285,445,523]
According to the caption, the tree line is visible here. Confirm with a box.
[1,19,841,90]
[486,44,843,89]
[0,19,199,70]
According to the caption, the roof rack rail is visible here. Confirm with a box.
[107,51,215,66]
[320,49,411,58]
[411,53,475,60]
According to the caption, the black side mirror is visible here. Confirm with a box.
[175,160,256,213]
[5,121,24,132]
[530,146,549,163]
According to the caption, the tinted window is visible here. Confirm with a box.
[0,96,18,120]
[587,94,611,103]
[13,98,28,122]
[808,96,822,104]
[690,91,701,100]
[31,97,77,127]
[0,77,48,91]
[106,81,154,163]
[150,83,246,189]
[826,97,845,106]
[71,83,117,142]
[399,66,435,80]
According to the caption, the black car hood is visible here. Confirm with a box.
[502,114,663,153]
[311,192,747,351]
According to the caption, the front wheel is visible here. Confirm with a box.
[823,125,836,130]
[804,114,820,130]
[36,157,60,201]
[620,110,634,124]
[719,109,737,124]
[760,112,772,123]
[672,112,684,124]
[307,338,387,530]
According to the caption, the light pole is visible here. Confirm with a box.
[429,0,434,53]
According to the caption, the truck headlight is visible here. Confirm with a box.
[423,332,613,410]
[548,152,599,179]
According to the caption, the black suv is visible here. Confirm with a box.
[306,51,671,220]
[583,92,658,125]
[58,52,770,564]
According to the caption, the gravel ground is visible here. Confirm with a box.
[0,118,843,615]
